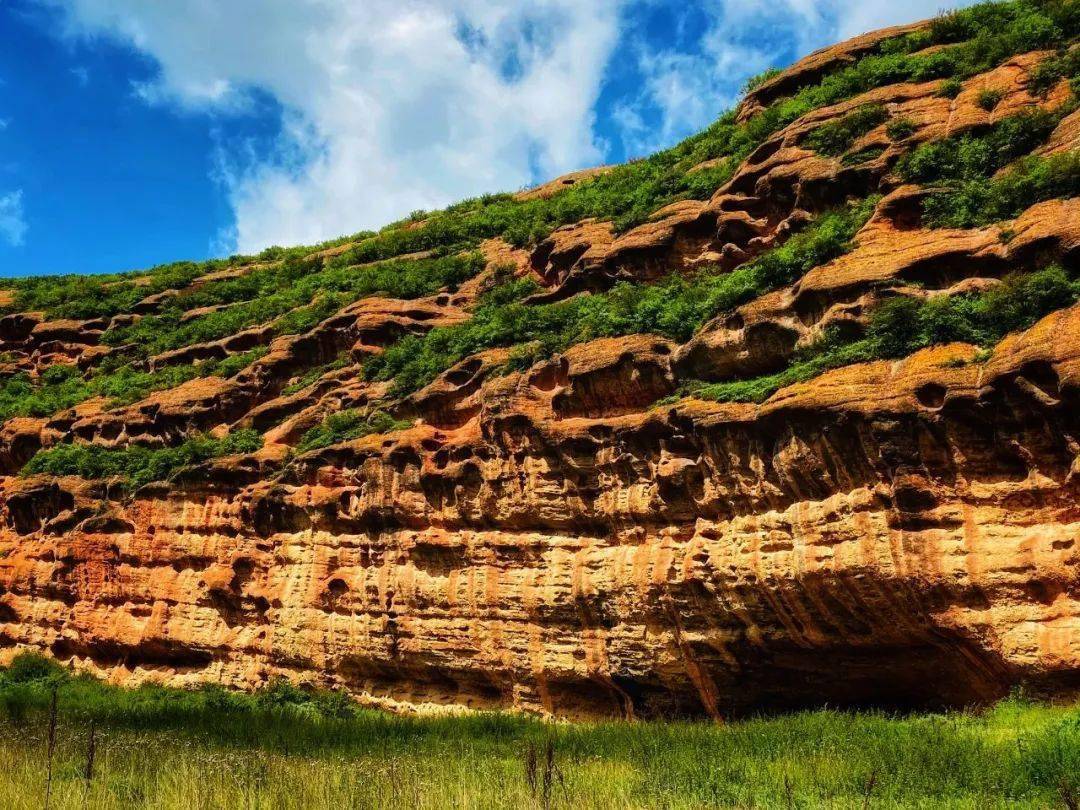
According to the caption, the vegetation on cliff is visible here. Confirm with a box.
[367,198,878,394]
[0,2,1076,430]
[102,251,486,357]
[22,430,262,489]
[0,0,1074,484]
[684,263,1079,403]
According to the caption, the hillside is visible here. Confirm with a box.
[0,0,1078,719]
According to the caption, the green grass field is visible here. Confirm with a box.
[0,656,1078,808]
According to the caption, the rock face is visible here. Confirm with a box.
[0,11,1078,719]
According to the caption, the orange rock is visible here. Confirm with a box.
[0,17,1079,720]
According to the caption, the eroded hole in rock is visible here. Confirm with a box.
[715,637,1013,717]
[444,359,482,387]
[51,638,214,670]
[1019,361,1060,400]
[326,577,349,597]
[892,479,938,513]
[746,138,784,166]
[915,384,947,410]
[899,254,1006,290]
[1022,579,1063,606]
[6,485,75,536]
[529,357,569,392]
[252,498,312,537]
[410,542,470,577]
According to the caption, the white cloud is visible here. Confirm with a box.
[46,0,622,254]
[40,0,987,255]
[829,0,980,40]
[0,190,27,247]
[617,0,981,157]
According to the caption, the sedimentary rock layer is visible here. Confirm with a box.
[0,8,1078,718]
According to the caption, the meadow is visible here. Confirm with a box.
[0,656,1078,809]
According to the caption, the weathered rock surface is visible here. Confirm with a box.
[0,16,1077,720]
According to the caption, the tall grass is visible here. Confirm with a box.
[0,655,1076,809]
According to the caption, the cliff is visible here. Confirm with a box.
[0,1,1078,718]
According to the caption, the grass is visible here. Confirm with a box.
[21,430,263,490]
[0,655,1076,809]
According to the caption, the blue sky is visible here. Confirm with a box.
[0,0,975,277]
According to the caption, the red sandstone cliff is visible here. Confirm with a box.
[0,6,1078,718]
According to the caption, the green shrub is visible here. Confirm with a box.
[869,264,1080,356]
[886,118,919,140]
[938,77,965,98]
[1029,44,1080,95]
[922,151,1080,227]
[742,66,782,94]
[2,653,67,685]
[0,365,93,421]
[297,409,411,452]
[841,146,886,166]
[977,87,1006,110]
[804,105,888,156]
[22,429,264,489]
[898,107,1062,184]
